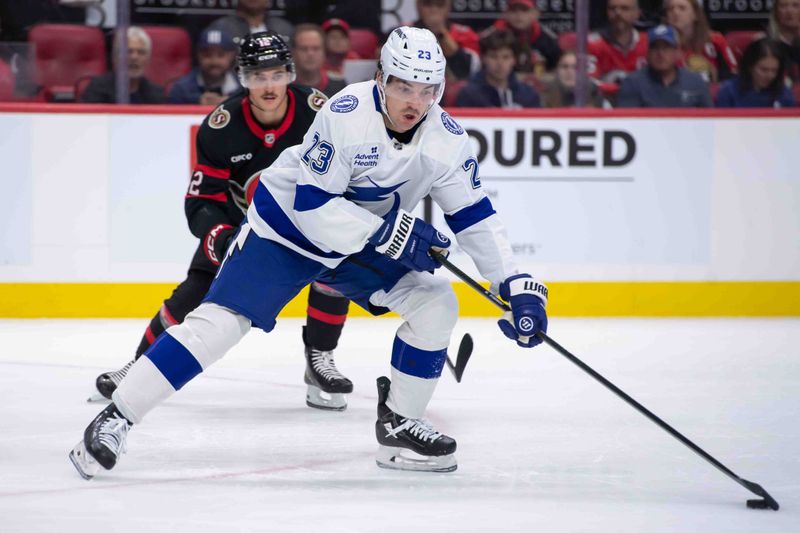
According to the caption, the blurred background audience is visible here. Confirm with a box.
[617,24,712,108]
[168,28,240,106]
[716,37,795,108]
[0,1,797,108]
[291,23,346,97]
[80,26,164,104]
[455,29,540,108]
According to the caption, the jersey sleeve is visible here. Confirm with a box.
[429,133,517,286]
[184,115,237,239]
[292,108,383,255]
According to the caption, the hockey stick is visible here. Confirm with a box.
[431,250,780,511]
[446,334,473,383]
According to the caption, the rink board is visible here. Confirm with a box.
[1,105,798,317]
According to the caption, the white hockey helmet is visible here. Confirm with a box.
[377,26,446,120]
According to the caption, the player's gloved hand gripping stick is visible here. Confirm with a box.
[430,249,780,512]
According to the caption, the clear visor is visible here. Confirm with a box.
[239,67,296,89]
[383,77,443,107]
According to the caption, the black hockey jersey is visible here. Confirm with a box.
[185,85,328,240]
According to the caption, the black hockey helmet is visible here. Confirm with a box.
[236,31,295,75]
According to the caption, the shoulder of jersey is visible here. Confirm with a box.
[325,81,374,116]
[434,106,466,137]
[204,95,243,131]
[291,84,328,112]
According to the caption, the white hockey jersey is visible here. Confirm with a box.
[247,80,517,285]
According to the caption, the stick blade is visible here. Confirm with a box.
[452,334,473,382]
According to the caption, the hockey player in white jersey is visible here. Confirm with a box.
[69,26,549,478]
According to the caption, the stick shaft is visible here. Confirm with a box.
[433,251,777,504]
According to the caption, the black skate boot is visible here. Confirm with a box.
[374,376,457,472]
[88,359,134,402]
[303,326,353,411]
[69,403,132,480]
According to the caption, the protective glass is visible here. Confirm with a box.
[383,77,443,107]
[239,68,296,89]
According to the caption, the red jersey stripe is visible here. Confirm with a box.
[306,306,348,325]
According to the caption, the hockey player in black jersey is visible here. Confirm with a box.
[91,31,354,411]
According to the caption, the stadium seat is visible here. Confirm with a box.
[0,59,14,101]
[140,26,192,88]
[349,29,379,59]
[443,79,466,108]
[558,31,577,51]
[28,23,106,101]
[725,31,762,62]
[793,84,800,107]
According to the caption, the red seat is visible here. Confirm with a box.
[793,84,800,107]
[349,28,379,59]
[443,79,467,108]
[28,23,106,101]
[0,59,14,101]
[558,31,577,51]
[725,31,762,62]
[140,26,192,88]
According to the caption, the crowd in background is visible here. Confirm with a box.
[1,0,799,108]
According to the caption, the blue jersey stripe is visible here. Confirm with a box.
[444,197,496,234]
[253,182,345,259]
[390,336,447,379]
[144,333,203,390]
[294,184,341,212]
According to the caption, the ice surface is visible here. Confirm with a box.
[0,317,797,532]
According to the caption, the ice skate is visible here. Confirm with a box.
[303,327,353,411]
[374,376,457,472]
[87,359,134,402]
[69,403,132,480]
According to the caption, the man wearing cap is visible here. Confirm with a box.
[322,18,361,75]
[617,24,712,107]
[488,0,560,74]
[587,0,649,85]
[168,28,242,105]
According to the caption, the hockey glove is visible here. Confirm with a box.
[368,209,450,272]
[498,274,548,348]
[203,223,235,266]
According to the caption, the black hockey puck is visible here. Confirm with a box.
[747,499,770,510]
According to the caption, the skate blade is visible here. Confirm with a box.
[306,385,347,411]
[375,445,457,473]
[86,392,111,403]
[69,441,100,480]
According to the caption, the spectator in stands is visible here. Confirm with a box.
[487,0,560,75]
[209,0,294,43]
[664,0,738,83]
[541,51,606,108]
[716,38,795,107]
[587,0,649,84]
[455,29,540,108]
[168,28,241,105]
[769,0,800,82]
[617,24,712,107]
[322,18,360,75]
[80,27,165,104]
[413,0,480,80]
[291,23,346,97]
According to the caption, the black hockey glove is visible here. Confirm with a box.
[203,223,235,266]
